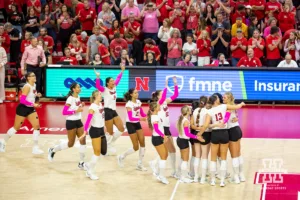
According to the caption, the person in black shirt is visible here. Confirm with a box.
[139,52,157,66]
[211,24,230,59]
[5,23,21,63]
[25,7,40,38]
[203,4,216,27]
[7,4,24,36]
[114,49,134,65]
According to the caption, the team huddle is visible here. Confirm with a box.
[0,65,246,187]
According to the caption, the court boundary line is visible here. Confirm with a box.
[170,180,180,200]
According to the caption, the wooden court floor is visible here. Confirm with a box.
[0,134,299,200]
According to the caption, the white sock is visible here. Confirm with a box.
[121,147,135,159]
[232,157,240,175]
[4,127,17,142]
[239,156,244,175]
[190,156,195,176]
[169,153,176,174]
[53,142,68,152]
[112,130,123,143]
[181,161,188,179]
[79,145,86,162]
[193,158,200,178]
[89,154,100,172]
[138,147,145,165]
[33,130,40,147]
[201,159,208,180]
[159,160,167,178]
[177,158,183,174]
[210,161,217,181]
[220,160,227,182]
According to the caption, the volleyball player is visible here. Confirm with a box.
[48,83,86,169]
[148,101,169,184]
[94,66,125,154]
[117,88,147,171]
[176,105,204,183]
[0,72,43,154]
[223,92,245,183]
[198,95,245,187]
[150,76,179,178]
[79,90,106,180]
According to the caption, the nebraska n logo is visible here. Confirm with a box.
[135,77,150,91]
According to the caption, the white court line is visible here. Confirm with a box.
[170,180,180,200]
[261,183,267,200]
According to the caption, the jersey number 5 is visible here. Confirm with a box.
[215,113,223,121]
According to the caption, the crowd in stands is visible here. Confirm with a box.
[0,0,299,68]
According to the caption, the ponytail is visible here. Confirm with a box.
[147,110,152,129]
[124,88,135,102]
[67,82,78,98]
[147,101,158,129]
[152,90,162,102]
[176,115,184,136]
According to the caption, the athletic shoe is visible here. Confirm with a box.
[157,176,169,184]
[231,174,241,184]
[217,172,230,179]
[0,139,6,152]
[32,146,44,155]
[149,161,158,177]
[117,155,124,168]
[193,176,199,183]
[83,162,90,171]
[239,173,246,182]
[86,170,99,180]
[47,148,55,162]
[180,177,193,183]
[210,179,216,186]
[188,172,194,179]
[136,164,147,171]
[220,180,226,187]
[170,172,180,179]
[200,177,207,184]
[106,145,117,156]
[78,161,85,170]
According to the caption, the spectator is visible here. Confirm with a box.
[248,29,265,64]
[249,0,265,26]
[109,19,125,40]
[176,53,194,66]
[263,17,282,39]
[57,5,73,50]
[96,37,111,65]
[169,0,185,40]
[143,38,161,62]
[248,16,259,38]
[266,26,282,67]
[167,28,182,66]
[108,0,121,22]
[25,7,40,37]
[110,32,128,64]
[214,0,231,22]
[237,48,262,67]
[231,4,246,24]
[115,49,133,65]
[283,31,300,62]
[96,19,108,35]
[50,0,63,21]
[27,0,42,16]
[98,2,116,29]
[203,4,216,28]
[286,0,297,15]
[183,34,197,66]
[156,0,173,25]
[59,47,78,65]
[211,24,230,59]
[230,28,248,66]
[278,4,296,35]
[89,53,103,66]
[197,30,211,67]
[121,0,140,22]
[79,0,96,35]
[0,46,7,104]
[68,34,86,64]
[212,13,230,36]
[245,5,253,26]
[38,27,54,59]
[124,13,141,41]
[131,38,143,65]
[120,0,138,10]
[231,17,248,38]
[37,38,51,63]
[140,52,157,66]
[293,0,300,23]
[265,0,282,21]
[7,4,24,35]
[86,26,109,63]
[21,37,46,93]
[0,24,10,62]
[140,3,160,41]
[211,53,230,66]
[277,54,298,68]
[40,4,56,45]
[194,18,211,40]
[77,31,89,47]
[186,2,200,35]
[5,22,21,63]
[158,18,173,66]
[21,32,33,53]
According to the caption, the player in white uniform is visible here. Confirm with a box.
[48,82,86,169]
[199,94,245,187]
[176,105,204,183]
[94,66,125,154]
[148,101,169,184]
[0,72,43,154]
[150,77,179,178]
[79,90,106,180]
[117,88,147,171]
[223,92,245,183]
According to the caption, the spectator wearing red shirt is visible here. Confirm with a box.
[237,48,262,67]
[283,31,300,62]
[21,31,32,53]
[143,38,161,62]
[197,30,211,67]
[0,24,11,58]
[57,5,73,50]
[109,19,125,40]
[27,0,41,17]
[230,28,248,66]
[59,47,78,65]
[248,29,265,64]
[169,1,185,37]
[278,5,296,34]
[124,13,141,44]
[249,0,265,22]
[266,26,282,67]
[5,0,23,14]
[96,37,111,65]
[38,27,54,54]
[68,34,87,64]
[265,0,282,20]
[186,2,200,35]
[167,28,182,66]
[231,4,246,24]
[77,31,89,46]
[110,33,128,64]
[156,0,173,23]
[78,0,97,35]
